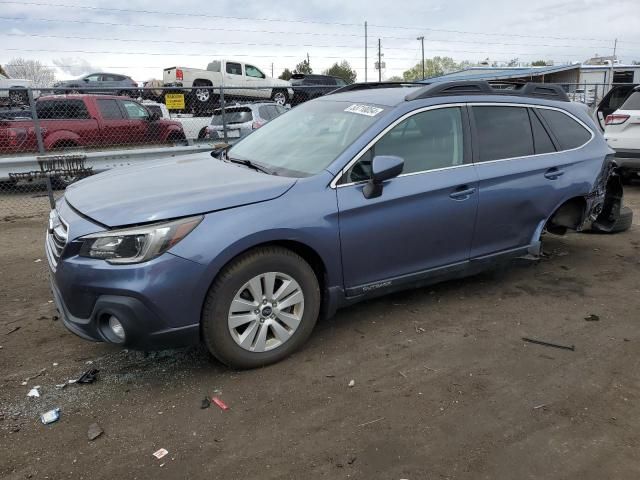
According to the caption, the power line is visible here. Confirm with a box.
[2,0,639,45]
[0,30,617,52]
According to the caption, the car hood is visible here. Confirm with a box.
[64,153,297,227]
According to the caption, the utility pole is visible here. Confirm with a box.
[364,21,368,82]
[307,52,310,71]
[378,38,382,82]
[608,38,617,91]
[417,36,425,80]
[271,62,274,78]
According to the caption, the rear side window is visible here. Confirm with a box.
[210,108,253,125]
[226,62,242,75]
[529,110,556,154]
[473,106,533,162]
[37,100,90,119]
[245,65,265,79]
[97,99,124,119]
[538,109,591,150]
[121,101,149,119]
[258,106,274,121]
[620,92,640,110]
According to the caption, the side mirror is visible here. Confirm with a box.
[149,111,160,121]
[363,155,404,199]
[83,78,89,82]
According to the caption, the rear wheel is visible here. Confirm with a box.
[590,206,633,233]
[8,89,28,105]
[202,247,321,369]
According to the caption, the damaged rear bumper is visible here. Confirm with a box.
[583,154,624,233]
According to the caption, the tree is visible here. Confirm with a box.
[294,58,312,75]
[386,75,403,82]
[402,56,460,81]
[279,68,293,81]
[4,58,55,87]
[322,60,357,84]
[531,60,548,66]
[0,64,7,77]
[507,58,520,67]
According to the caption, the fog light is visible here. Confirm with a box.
[108,316,125,341]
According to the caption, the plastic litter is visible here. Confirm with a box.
[200,397,211,409]
[87,423,104,441]
[584,314,600,322]
[40,408,60,425]
[76,368,99,384]
[27,387,40,398]
[153,448,169,459]
[212,397,229,411]
[348,379,355,388]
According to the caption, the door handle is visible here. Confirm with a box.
[544,168,565,180]
[449,186,476,200]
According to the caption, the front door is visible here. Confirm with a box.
[336,106,478,294]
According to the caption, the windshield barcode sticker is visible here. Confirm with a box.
[344,104,384,117]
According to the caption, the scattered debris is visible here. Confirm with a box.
[325,374,335,378]
[34,258,42,263]
[40,408,60,425]
[348,379,355,388]
[76,368,99,384]
[200,397,211,409]
[23,368,46,384]
[152,448,169,460]
[212,397,229,411]
[347,455,357,465]
[414,323,426,334]
[533,404,548,410]
[398,371,407,379]
[87,423,104,441]
[5,326,20,335]
[52,362,58,366]
[27,387,40,398]
[357,417,384,427]
[522,337,575,351]
[584,314,600,322]
[55,383,67,390]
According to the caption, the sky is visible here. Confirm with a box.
[1,0,639,83]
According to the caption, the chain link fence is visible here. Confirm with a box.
[0,81,621,221]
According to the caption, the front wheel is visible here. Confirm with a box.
[202,247,321,369]
[271,89,289,106]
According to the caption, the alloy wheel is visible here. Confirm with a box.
[227,272,304,352]
[195,88,210,102]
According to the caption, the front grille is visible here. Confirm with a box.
[46,210,68,268]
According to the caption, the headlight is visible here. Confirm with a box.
[79,216,202,264]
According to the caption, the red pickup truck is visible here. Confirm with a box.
[0,94,185,154]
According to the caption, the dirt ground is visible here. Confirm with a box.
[1,186,640,480]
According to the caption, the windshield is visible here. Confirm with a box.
[228,100,385,177]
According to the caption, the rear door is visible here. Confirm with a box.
[336,105,478,292]
[469,104,588,258]
[224,62,246,97]
[595,85,635,130]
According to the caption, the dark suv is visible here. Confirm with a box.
[291,74,348,106]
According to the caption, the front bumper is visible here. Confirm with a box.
[47,200,208,350]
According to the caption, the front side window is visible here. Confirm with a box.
[84,74,101,82]
[538,109,591,150]
[226,62,243,76]
[345,107,465,183]
[473,106,534,162]
[121,101,149,120]
[245,65,265,79]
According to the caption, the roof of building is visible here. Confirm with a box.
[423,64,581,82]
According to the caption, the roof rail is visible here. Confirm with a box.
[329,81,424,95]
[405,81,570,102]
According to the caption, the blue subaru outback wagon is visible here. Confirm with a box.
[47,81,626,368]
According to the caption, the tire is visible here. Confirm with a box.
[8,89,28,105]
[202,246,321,369]
[271,89,289,106]
[197,127,208,140]
[591,206,633,233]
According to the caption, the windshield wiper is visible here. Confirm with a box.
[226,157,275,175]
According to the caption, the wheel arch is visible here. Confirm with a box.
[545,195,588,235]
[193,79,214,87]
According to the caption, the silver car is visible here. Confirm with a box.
[206,102,287,141]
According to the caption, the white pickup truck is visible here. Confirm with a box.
[163,59,293,107]
[0,73,33,105]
